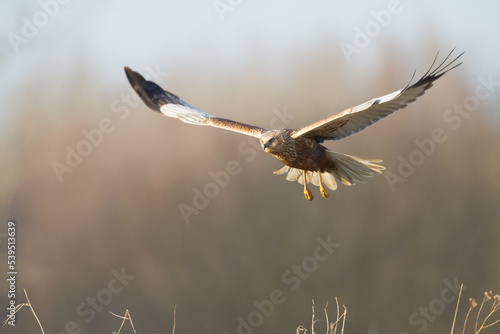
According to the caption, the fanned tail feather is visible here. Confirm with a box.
[273,149,385,191]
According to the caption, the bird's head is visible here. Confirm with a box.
[260,130,287,153]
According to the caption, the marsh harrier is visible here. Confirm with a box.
[125,50,462,200]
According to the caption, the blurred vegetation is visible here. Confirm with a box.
[6,289,500,334]
[1,42,500,334]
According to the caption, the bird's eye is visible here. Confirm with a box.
[269,138,275,143]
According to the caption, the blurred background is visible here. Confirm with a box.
[1,1,500,333]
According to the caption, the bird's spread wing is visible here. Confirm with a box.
[124,67,266,138]
[291,49,463,142]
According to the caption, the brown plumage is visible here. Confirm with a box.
[125,49,463,200]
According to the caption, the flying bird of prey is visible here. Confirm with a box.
[125,50,462,200]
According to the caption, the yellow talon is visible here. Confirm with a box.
[317,172,329,199]
[303,170,314,201]
[304,189,313,201]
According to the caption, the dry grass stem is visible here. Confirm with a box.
[462,298,477,334]
[450,283,464,334]
[312,299,316,334]
[110,309,136,334]
[456,290,500,334]
[298,299,346,334]
[172,305,177,334]
[476,292,500,332]
[2,289,45,334]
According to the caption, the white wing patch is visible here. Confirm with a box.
[160,104,211,125]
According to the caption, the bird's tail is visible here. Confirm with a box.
[273,149,385,191]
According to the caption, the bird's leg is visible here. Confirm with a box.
[302,170,313,201]
[317,171,329,199]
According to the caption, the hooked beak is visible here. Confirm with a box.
[262,140,273,152]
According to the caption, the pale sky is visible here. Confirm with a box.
[2,0,500,123]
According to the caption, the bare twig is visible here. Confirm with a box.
[296,325,307,334]
[2,289,44,334]
[329,298,347,334]
[323,301,329,334]
[475,292,488,333]
[301,299,346,334]
[172,305,177,334]
[24,290,45,334]
[340,305,347,334]
[476,292,500,333]
[450,283,464,334]
[3,303,27,325]
[110,309,136,334]
[334,297,340,334]
[311,299,316,334]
